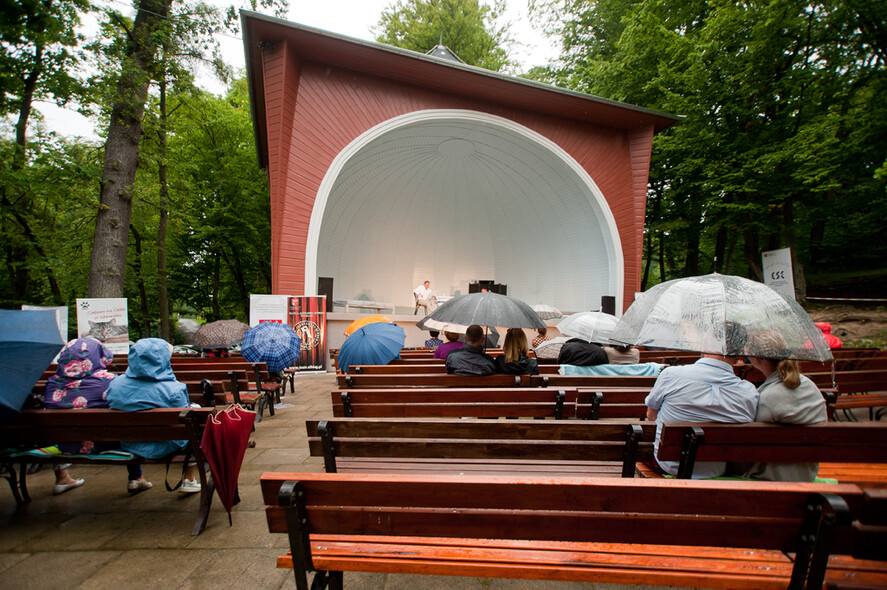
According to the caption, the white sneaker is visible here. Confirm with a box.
[179,478,201,494]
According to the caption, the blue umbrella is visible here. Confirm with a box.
[241,322,301,373]
[0,309,66,421]
[337,322,405,373]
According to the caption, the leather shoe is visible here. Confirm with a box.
[53,478,85,495]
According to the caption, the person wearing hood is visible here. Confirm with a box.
[44,337,150,495]
[495,329,539,375]
[814,322,842,349]
[106,338,201,494]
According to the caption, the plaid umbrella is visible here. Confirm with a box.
[240,322,301,372]
[192,320,250,349]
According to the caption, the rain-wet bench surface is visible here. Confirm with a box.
[306,418,656,478]
[651,421,887,488]
[330,388,579,419]
[261,471,886,590]
[0,407,215,535]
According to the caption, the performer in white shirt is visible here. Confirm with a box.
[413,281,438,313]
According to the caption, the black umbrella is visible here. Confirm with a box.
[424,292,546,330]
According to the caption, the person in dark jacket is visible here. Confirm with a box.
[557,338,608,366]
[495,328,539,375]
[446,324,497,376]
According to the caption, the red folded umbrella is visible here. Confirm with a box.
[199,404,256,524]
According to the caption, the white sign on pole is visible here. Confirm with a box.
[762,248,795,300]
[249,294,289,326]
[75,298,130,354]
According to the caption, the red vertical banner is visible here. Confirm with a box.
[288,296,327,371]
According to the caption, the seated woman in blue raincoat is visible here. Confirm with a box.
[106,338,201,494]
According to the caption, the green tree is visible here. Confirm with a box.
[375,0,513,71]
[1,0,90,304]
[164,81,271,322]
[532,0,887,297]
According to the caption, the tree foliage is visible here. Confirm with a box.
[375,0,513,71]
[532,0,887,296]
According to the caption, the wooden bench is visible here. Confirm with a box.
[577,387,653,420]
[174,369,277,421]
[306,418,655,478]
[525,374,660,388]
[330,388,578,419]
[0,407,216,535]
[576,388,837,421]
[261,472,880,589]
[350,363,561,374]
[336,373,523,389]
[654,421,887,487]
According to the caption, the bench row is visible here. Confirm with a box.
[263,470,887,590]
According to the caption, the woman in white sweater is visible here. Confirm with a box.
[743,330,828,482]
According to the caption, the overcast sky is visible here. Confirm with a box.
[35,0,559,140]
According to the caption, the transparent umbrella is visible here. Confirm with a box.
[557,311,619,344]
[532,304,563,321]
[610,273,832,361]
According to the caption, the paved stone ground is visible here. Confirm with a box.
[0,373,661,590]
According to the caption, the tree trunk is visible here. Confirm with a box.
[744,229,763,281]
[212,253,221,319]
[642,229,653,290]
[130,224,151,338]
[156,77,172,341]
[221,238,249,319]
[88,0,169,298]
[713,226,728,273]
[783,200,807,302]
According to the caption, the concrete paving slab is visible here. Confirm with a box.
[0,371,685,589]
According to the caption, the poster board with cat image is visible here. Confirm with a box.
[76,298,130,355]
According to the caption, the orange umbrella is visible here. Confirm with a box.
[344,315,391,336]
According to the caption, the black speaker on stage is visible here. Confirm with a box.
[469,281,507,295]
[601,296,615,316]
[318,277,333,312]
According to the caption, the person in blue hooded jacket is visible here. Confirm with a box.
[106,338,201,494]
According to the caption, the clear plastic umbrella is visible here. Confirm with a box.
[557,311,619,344]
[610,273,833,361]
[532,304,563,320]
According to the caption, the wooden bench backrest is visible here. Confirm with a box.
[657,422,887,479]
[806,369,887,393]
[262,472,862,554]
[576,388,652,420]
[305,418,656,476]
[525,374,660,388]
[336,373,523,388]
[0,408,213,445]
[331,388,577,419]
[351,363,559,374]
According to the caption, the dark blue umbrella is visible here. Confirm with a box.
[241,322,301,373]
[337,322,405,373]
[0,309,66,421]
